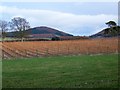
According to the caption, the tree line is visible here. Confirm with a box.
[0,17,30,42]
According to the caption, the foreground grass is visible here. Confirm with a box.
[2,54,118,88]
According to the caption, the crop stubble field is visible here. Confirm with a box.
[1,37,118,59]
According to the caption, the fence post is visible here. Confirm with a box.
[46,48,48,56]
[2,50,4,59]
[36,50,37,57]
[107,46,109,54]
[58,46,60,55]
[87,47,89,55]
[79,46,81,54]
[15,50,17,59]
[25,50,27,57]
[68,46,69,55]
[36,50,39,57]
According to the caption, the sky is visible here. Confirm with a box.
[0,1,118,36]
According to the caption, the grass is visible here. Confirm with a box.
[0,37,21,41]
[2,54,118,88]
[0,37,51,41]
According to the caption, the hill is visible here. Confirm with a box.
[90,26,120,38]
[6,26,73,38]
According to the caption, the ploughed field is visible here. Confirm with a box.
[1,38,118,59]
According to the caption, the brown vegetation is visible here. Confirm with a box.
[1,37,118,59]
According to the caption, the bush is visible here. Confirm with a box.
[52,37,60,41]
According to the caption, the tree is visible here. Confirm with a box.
[10,17,30,41]
[105,21,117,28]
[0,20,9,41]
[104,21,119,36]
[52,37,60,41]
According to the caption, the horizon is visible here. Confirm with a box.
[0,2,118,36]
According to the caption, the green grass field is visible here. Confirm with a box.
[2,54,118,88]
[0,38,22,42]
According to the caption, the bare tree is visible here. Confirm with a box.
[0,20,9,41]
[10,17,30,41]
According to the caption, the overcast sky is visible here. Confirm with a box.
[0,2,118,36]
